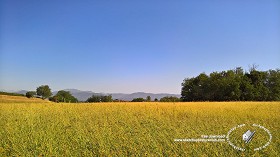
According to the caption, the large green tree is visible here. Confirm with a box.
[181,67,280,101]
[36,85,52,99]
[52,90,78,103]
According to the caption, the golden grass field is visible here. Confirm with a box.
[0,95,279,156]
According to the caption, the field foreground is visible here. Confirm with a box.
[0,100,279,156]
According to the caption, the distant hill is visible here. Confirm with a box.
[114,92,181,101]
[54,89,181,101]
[16,90,29,95]
[12,89,180,101]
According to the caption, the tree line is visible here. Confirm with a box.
[0,91,24,97]
[25,85,178,102]
[24,67,280,102]
[130,96,180,102]
[26,85,78,103]
[181,67,280,101]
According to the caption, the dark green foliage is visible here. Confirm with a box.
[86,95,113,102]
[154,98,158,102]
[36,85,52,99]
[26,91,36,98]
[131,98,145,102]
[267,69,280,100]
[86,95,101,102]
[51,90,78,103]
[181,67,280,101]
[146,96,151,102]
[49,96,58,102]
[100,95,113,102]
[0,91,25,97]
[160,96,180,102]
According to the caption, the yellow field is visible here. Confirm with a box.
[0,96,279,156]
[0,95,50,103]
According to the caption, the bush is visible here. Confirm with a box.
[26,91,36,98]
[160,96,180,102]
[131,98,145,102]
[86,95,112,102]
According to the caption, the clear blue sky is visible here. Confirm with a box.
[0,0,279,94]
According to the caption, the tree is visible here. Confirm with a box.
[181,73,209,101]
[154,98,158,102]
[160,96,180,102]
[36,85,52,99]
[100,95,113,102]
[181,67,280,101]
[146,96,151,102]
[87,95,101,102]
[86,95,113,102]
[26,91,36,98]
[52,90,78,103]
[181,77,196,101]
[131,98,145,102]
[239,73,255,101]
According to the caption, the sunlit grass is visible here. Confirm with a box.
[0,97,279,156]
[0,95,49,103]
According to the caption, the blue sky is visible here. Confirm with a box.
[0,0,279,94]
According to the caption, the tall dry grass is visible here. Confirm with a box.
[0,97,279,156]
